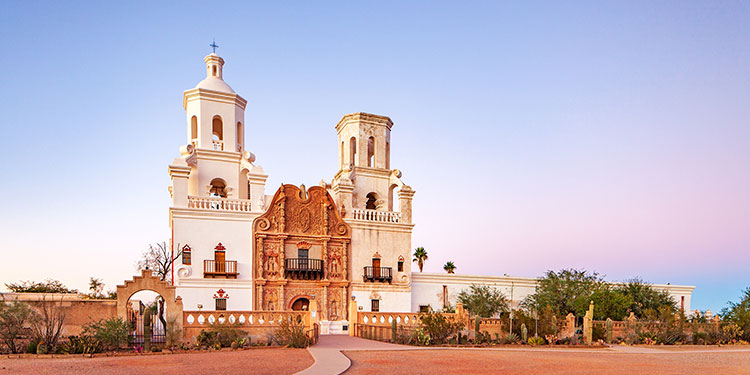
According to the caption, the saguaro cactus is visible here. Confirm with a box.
[606,318,613,344]
[521,323,528,342]
[392,318,397,343]
[144,310,152,352]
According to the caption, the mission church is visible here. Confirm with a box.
[166,52,695,332]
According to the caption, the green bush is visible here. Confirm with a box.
[197,325,249,348]
[82,317,129,351]
[271,319,308,348]
[528,336,545,346]
[59,335,102,354]
[0,301,37,354]
[419,311,464,344]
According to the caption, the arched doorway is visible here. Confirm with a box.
[116,270,183,344]
[127,290,166,345]
[291,297,310,311]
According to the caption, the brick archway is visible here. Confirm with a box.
[116,270,184,340]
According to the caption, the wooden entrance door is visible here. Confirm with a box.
[215,251,225,273]
[372,258,380,278]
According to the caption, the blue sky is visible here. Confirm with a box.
[0,1,748,312]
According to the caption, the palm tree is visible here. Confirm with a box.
[443,261,456,274]
[413,247,428,272]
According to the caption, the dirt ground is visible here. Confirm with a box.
[343,349,750,375]
[0,348,313,375]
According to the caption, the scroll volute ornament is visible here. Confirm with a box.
[253,184,350,237]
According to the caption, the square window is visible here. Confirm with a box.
[397,261,404,272]
[371,299,380,312]
[298,249,309,259]
[215,298,227,311]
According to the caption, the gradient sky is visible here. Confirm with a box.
[0,1,748,313]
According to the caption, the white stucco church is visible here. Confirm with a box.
[166,52,695,331]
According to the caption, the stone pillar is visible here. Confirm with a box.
[333,178,354,217]
[169,164,191,208]
[398,186,415,223]
[565,313,576,337]
[583,301,594,345]
[348,297,358,337]
[247,165,268,212]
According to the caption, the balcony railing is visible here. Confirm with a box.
[212,139,224,151]
[363,266,392,283]
[351,209,401,223]
[188,196,253,212]
[204,260,238,279]
[285,258,324,280]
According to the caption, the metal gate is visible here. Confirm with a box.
[128,309,166,345]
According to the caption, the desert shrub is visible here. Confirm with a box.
[721,322,744,344]
[58,335,102,354]
[272,319,308,348]
[198,324,249,348]
[31,296,67,353]
[415,327,431,346]
[5,280,78,294]
[457,285,509,318]
[0,301,36,354]
[528,336,545,346]
[419,311,464,344]
[592,325,606,342]
[502,332,520,344]
[82,317,129,350]
[395,327,417,345]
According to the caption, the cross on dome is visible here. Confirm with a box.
[209,39,219,53]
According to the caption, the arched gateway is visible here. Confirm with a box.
[116,270,184,342]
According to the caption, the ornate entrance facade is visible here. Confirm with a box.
[253,184,351,321]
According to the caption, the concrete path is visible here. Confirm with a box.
[296,335,750,374]
[296,335,412,375]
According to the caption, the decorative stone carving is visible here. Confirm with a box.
[253,184,349,237]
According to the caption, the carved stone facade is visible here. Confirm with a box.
[253,184,352,320]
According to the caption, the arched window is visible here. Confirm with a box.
[182,245,192,265]
[366,192,378,210]
[388,184,400,211]
[210,178,227,198]
[212,116,223,140]
[212,116,224,150]
[349,137,357,166]
[367,136,375,167]
[190,116,198,141]
[340,141,344,169]
[212,66,217,76]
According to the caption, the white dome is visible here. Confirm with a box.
[195,76,235,93]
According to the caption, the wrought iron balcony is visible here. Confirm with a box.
[203,260,238,279]
[285,258,324,280]
[363,266,392,283]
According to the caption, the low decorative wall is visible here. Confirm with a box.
[182,310,312,343]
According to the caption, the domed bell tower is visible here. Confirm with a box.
[180,52,250,199]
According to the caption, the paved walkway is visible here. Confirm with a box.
[296,335,750,374]
[296,335,411,375]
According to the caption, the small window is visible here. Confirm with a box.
[182,245,192,265]
[298,249,309,259]
[419,305,430,313]
[215,298,227,311]
[397,260,404,272]
[371,299,380,312]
